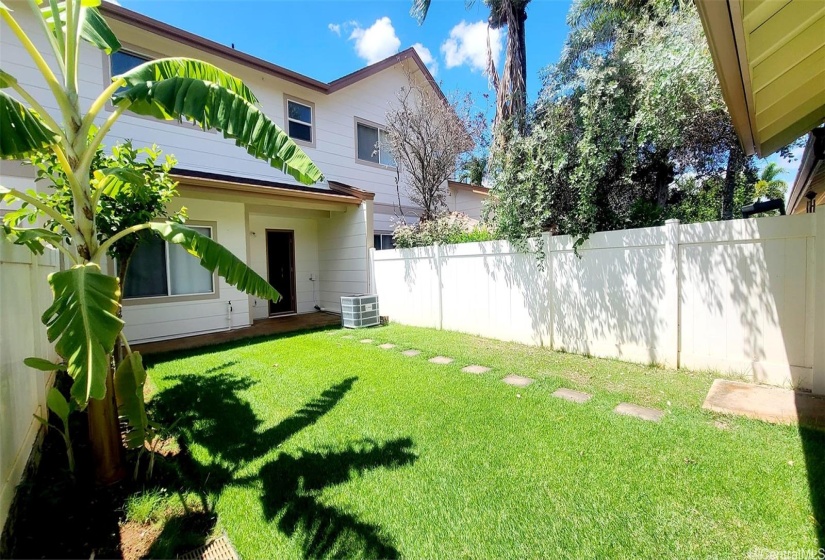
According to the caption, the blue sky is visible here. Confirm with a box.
[117,0,801,189]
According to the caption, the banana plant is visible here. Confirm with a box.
[0,0,323,481]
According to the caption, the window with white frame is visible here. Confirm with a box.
[123,226,215,299]
[286,98,313,143]
[374,233,395,251]
[356,121,395,167]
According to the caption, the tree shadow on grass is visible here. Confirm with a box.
[798,424,825,548]
[150,367,417,558]
[256,438,416,558]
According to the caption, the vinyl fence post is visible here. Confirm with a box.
[434,243,443,330]
[813,211,825,394]
[663,219,681,369]
[542,232,554,349]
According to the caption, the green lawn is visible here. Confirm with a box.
[144,324,825,559]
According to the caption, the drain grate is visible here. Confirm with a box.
[178,535,239,560]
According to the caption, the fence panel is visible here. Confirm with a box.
[0,242,58,533]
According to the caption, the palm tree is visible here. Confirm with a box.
[0,0,322,482]
[754,162,787,201]
[411,0,531,133]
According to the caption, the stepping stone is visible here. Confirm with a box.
[379,343,396,349]
[502,374,534,388]
[401,350,421,357]
[614,402,664,422]
[341,335,354,339]
[360,339,374,344]
[462,365,491,374]
[429,356,454,365]
[552,388,592,403]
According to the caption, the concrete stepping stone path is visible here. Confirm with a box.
[379,343,396,349]
[401,350,422,357]
[341,335,354,339]
[360,339,374,344]
[502,374,534,388]
[614,402,664,422]
[462,365,491,374]
[552,388,592,403]
[429,356,454,365]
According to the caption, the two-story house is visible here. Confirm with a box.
[0,2,488,345]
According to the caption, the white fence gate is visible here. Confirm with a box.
[0,242,58,533]
[373,213,825,393]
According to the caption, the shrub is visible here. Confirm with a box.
[392,213,496,249]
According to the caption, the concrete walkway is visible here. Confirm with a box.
[703,379,825,428]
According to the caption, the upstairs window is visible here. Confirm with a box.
[356,120,395,167]
[110,50,150,83]
[123,225,215,300]
[285,96,314,145]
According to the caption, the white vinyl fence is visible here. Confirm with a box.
[0,242,58,533]
[373,213,825,393]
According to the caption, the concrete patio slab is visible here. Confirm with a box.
[552,388,592,403]
[401,350,422,357]
[502,374,534,388]
[429,356,454,365]
[614,403,664,422]
[379,343,396,349]
[360,339,374,344]
[703,379,825,427]
[462,365,491,374]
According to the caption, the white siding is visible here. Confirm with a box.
[0,5,442,236]
[448,187,488,220]
[121,197,251,344]
[247,213,320,318]
[318,203,371,312]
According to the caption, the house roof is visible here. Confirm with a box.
[787,128,825,214]
[171,168,369,205]
[694,0,825,157]
[99,3,442,99]
[447,180,490,196]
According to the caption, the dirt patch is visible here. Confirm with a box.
[120,522,163,560]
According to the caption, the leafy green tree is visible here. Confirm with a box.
[489,0,771,246]
[753,162,788,202]
[0,0,322,482]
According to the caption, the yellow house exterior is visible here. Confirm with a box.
[695,0,825,158]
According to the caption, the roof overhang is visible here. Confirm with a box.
[695,0,825,157]
[787,128,825,214]
[447,180,490,196]
[171,169,366,212]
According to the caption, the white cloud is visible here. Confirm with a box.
[441,20,502,74]
[412,43,438,76]
[328,23,341,36]
[349,17,401,65]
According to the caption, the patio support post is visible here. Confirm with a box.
[813,211,825,394]
[663,219,681,369]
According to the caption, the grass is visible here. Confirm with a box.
[144,323,825,559]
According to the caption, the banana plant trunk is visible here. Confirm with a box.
[87,361,125,484]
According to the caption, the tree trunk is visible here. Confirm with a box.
[722,143,745,220]
[87,253,132,485]
[87,362,125,484]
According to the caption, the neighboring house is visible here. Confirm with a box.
[787,128,825,215]
[0,3,487,344]
[447,180,490,220]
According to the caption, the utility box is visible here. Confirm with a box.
[341,294,380,328]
